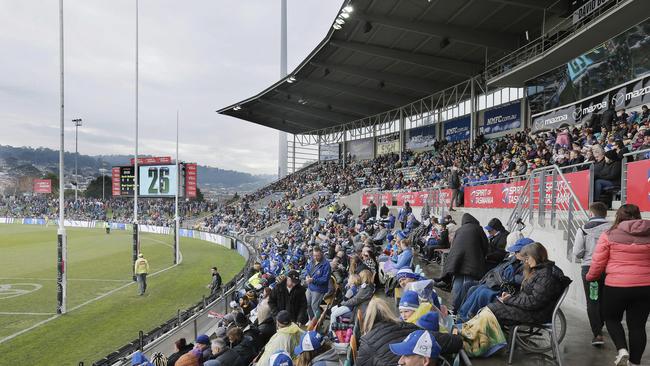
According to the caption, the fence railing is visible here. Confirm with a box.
[89,233,257,366]
[484,0,627,81]
[506,165,590,260]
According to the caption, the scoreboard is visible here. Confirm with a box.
[112,158,197,198]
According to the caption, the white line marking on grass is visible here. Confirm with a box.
[0,244,183,345]
[146,236,183,264]
[0,312,56,316]
[0,277,129,282]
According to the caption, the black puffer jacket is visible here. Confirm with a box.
[356,321,463,366]
[487,261,571,325]
[443,213,488,279]
[268,280,308,324]
[231,335,257,365]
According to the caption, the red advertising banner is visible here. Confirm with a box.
[625,159,650,212]
[464,170,590,210]
[111,167,121,196]
[185,163,197,198]
[129,156,172,165]
[361,192,393,206]
[32,179,52,194]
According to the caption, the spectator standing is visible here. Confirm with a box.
[303,247,332,321]
[269,270,308,325]
[379,203,389,218]
[209,267,223,295]
[368,200,377,219]
[448,167,461,211]
[256,311,304,366]
[586,204,650,366]
[573,202,610,346]
[134,253,149,296]
[442,213,488,310]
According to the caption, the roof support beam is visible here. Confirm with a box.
[259,98,357,123]
[329,41,479,77]
[357,13,518,50]
[487,0,568,14]
[301,78,413,107]
[310,61,450,93]
[274,89,383,117]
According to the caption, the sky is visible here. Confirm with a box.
[0,0,341,175]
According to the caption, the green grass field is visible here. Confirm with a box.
[0,224,245,365]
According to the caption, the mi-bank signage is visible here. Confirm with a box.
[532,74,650,131]
[480,102,521,135]
[444,116,471,142]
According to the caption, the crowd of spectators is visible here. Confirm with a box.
[0,196,219,226]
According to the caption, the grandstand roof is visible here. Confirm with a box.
[217,0,567,135]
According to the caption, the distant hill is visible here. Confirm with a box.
[0,145,275,190]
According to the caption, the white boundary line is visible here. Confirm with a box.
[0,238,182,345]
[0,312,57,316]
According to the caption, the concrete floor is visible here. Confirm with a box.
[415,256,650,366]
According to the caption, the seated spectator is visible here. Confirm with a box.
[167,338,193,366]
[484,218,510,270]
[593,149,622,203]
[379,238,413,281]
[268,351,293,366]
[203,338,245,366]
[132,351,153,366]
[457,237,530,322]
[398,290,420,322]
[175,334,211,366]
[486,242,571,326]
[415,311,440,332]
[227,327,257,365]
[293,331,339,366]
[257,311,304,366]
[388,330,442,366]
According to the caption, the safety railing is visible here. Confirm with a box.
[89,234,257,366]
[506,165,590,260]
[621,148,650,204]
[485,0,627,81]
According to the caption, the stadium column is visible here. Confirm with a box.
[399,108,405,159]
[470,77,476,149]
[133,0,140,282]
[342,128,347,168]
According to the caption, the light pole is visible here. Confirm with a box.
[99,168,108,200]
[72,118,83,201]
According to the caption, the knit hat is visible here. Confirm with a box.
[506,231,524,248]
[416,312,440,332]
[269,351,293,366]
[196,334,210,345]
[294,331,323,355]
[396,230,407,240]
[387,234,394,242]
[508,237,535,253]
[389,330,442,358]
[396,268,419,281]
[399,290,420,311]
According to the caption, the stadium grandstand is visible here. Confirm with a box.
[2,1,650,366]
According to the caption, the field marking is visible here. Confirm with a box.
[146,236,183,264]
[0,243,183,345]
[0,312,56,316]
[0,277,129,283]
[0,283,43,299]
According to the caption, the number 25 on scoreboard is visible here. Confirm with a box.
[147,166,170,194]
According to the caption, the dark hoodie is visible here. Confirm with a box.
[442,213,488,279]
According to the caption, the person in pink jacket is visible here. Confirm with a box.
[586,204,650,366]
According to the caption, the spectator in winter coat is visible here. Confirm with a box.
[593,148,622,202]
[227,327,257,365]
[269,270,308,325]
[586,204,650,366]
[379,203,389,218]
[166,338,193,366]
[448,167,461,211]
[330,269,375,327]
[256,311,304,366]
[487,242,571,325]
[484,218,510,270]
[442,213,488,310]
[303,247,332,321]
[368,200,377,219]
[174,334,211,366]
[357,298,462,366]
[203,338,245,366]
[573,202,610,346]
[208,267,222,294]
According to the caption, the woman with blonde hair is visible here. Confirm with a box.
[356,298,461,366]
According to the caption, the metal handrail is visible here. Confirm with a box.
[485,0,627,81]
[623,148,650,158]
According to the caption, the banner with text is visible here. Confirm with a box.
[376,133,400,156]
[481,102,521,135]
[32,179,52,194]
[405,124,437,151]
[625,159,650,211]
[532,74,650,131]
[444,116,471,142]
[319,143,340,161]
